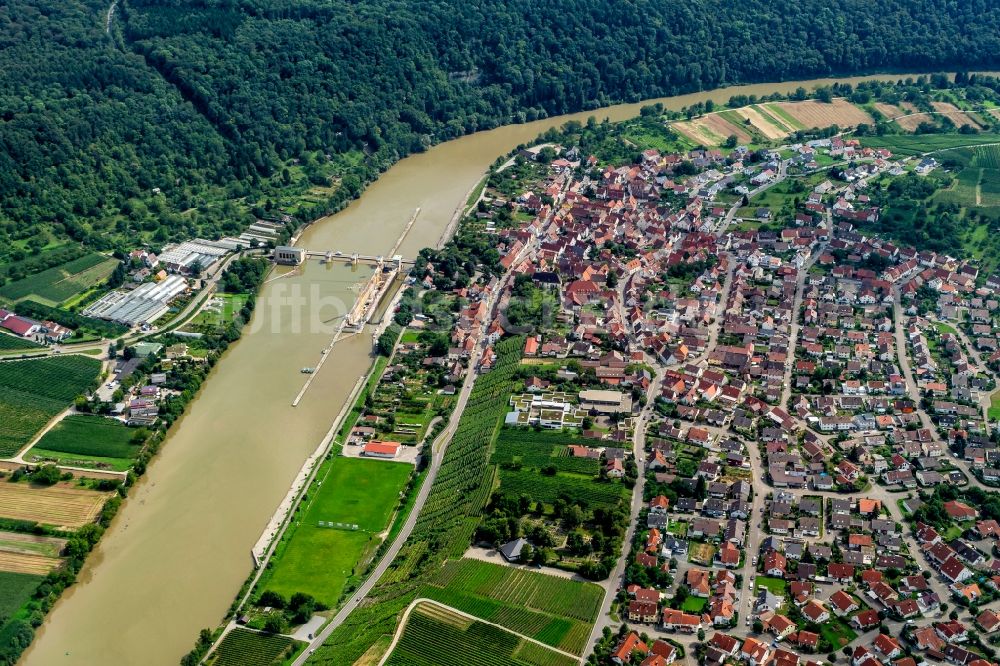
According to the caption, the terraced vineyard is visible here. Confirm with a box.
[431,560,601,622]
[385,602,577,666]
[0,355,101,456]
[208,629,301,666]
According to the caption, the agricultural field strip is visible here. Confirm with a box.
[737,106,789,138]
[380,598,578,666]
[772,98,873,129]
[210,628,299,666]
[0,483,109,529]
[0,332,42,352]
[430,560,602,621]
[0,549,62,575]
[0,571,44,620]
[931,101,983,128]
[30,415,140,460]
[0,355,102,457]
[0,253,117,303]
[0,355,101,402]
[761,103,806,131]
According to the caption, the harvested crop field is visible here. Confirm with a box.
[697,113,753,143]
[0,550,61,575]
[772,98,873,129]
[672,120,719,146]
[0,482,109,529]
[932,102,983,129]
[873,102,903,119]
[673,113,751,146]
[895,112,932,131]
[732,106,788,139]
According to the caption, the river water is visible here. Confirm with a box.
[22,72,944,665]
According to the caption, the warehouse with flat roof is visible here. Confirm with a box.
[579,389,633,414]
[83,275,188,326]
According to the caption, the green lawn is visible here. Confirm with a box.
[990,390,1000,421]
[187,293,248,331]
[261,456,412,607]
[942,524,965,540]
[935,321,958,335]
[667,520,687,536]
[27,415,142,471]
[819,617,857,649]
[680,596,707,613]
[755,576,787,596]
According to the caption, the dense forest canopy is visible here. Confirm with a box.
[2,0,1000,253]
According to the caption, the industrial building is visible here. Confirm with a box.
[274,246,306,266]
[157,239,232,275]
[83,275,188,326]
[579,389,634,414]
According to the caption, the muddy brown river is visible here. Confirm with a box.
[22,72,953,665]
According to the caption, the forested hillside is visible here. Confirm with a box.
[0,0,237,247]
[3,0,1000,255]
